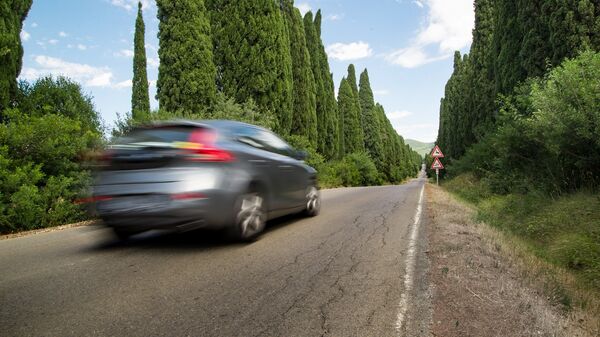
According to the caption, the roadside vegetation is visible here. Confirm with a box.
[0,1,420,234]
[431,0,600,303]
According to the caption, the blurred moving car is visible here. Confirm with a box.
[92,120,320,241]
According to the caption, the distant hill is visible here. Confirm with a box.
[406,139,434,157]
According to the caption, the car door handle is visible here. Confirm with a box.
[278,165,293,169]
[249,159,267,164]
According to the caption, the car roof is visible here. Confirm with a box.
[149,119,269,132]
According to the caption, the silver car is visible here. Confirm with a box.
[92,120,320,241]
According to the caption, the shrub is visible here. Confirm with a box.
[0,76,102,233]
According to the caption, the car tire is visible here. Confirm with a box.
[303,185,321,217]
[228,188,266,242]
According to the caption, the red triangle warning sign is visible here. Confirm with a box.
[431,157,444,170]
[430,145,444,158]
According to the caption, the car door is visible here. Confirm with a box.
[255,130,307,209]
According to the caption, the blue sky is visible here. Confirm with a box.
[19,0,474,143]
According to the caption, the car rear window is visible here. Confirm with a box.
[115,126,197,145]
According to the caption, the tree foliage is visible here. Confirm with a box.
[281,1,318,146]
[156,0,216,114]
[0,77,103,233]
[450,52,600,194]
[207,0,293,134]
[303,11,327,154]
[132,1,150,118]
[438,0,600,161]
[337,76,362,155]
[358,69,384,169]
[0,0,32,114]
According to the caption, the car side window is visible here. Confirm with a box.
[235,127,266,149]
[235,126,293,157]
[256,131,293,157]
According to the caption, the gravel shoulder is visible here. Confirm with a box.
[426,184,595,337]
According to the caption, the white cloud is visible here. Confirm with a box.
[413,0,424,8]
[326,41,373,61]
[114,79,132,89]
[114,49,134,58]
[48,39,59,45]
[20,30,30,42]
[31,22,38,28]
[296,2,312,16]
[59,31,68,37]
[21,55,114,88]
[77,44,87,50]
[386,46,450,68]
[387,0,474,68]
[387,110,413,120]
[110,0,151,11]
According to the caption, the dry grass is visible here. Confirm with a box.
[427,184,599,337]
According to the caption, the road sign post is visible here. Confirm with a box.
[430,146,445,186]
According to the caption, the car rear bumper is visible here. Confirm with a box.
[96,192,235,233]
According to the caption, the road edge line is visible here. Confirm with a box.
[395,183,425,335]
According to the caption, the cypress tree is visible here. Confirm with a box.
[303,12,327,154]
[359,69,384,169]
[207,0,294,134]
[281,1,317,146]
[517,0,551,79]
[469,0,496,139]
[336,78,349,156]
[344,64,364,152]
[156,0,216,114]
[0,0,32,114]
[492,1,522,95]
[548,0,600,65]
[346,64,360,104]
[314,10,339,159]
[132,2,150,119]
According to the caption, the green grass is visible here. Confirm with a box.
[444,174,600,291]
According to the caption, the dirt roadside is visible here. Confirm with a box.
[425,184,595,337]
[0,220,98,240]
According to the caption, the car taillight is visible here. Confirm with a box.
[183,129,234,162]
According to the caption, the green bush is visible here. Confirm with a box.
[0,76,102,233]
[450,51,600,195]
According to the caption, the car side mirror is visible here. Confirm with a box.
[294,150,308,161]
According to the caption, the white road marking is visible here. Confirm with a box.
[395,183,425,335]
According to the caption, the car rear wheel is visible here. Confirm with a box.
[228,190,266,241]
[303,185,320,217]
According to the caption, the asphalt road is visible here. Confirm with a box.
[0,177,430,337]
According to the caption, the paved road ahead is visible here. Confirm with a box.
[1,178,430,337]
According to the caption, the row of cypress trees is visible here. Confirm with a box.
[131,0,420,180]
[437,0,600,160]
